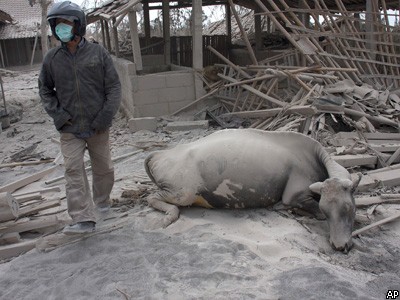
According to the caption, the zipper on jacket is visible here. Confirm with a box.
[73,54,84,132]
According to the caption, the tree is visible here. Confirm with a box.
[28,0,52,57]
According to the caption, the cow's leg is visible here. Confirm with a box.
[281,176,325,219]
[147,189,197,227]
[147,194,180,227]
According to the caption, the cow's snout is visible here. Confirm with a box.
[330,238,353,254]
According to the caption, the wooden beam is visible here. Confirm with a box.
[220,105,317,119]
[112,17,120,57]
[18,199,61,218]
[128,10,143,71]
[0,166,57,194]
[12,186,61,197]
[192,0,203,69]
[332,154,378,168]
[355,195,400,207]
[162,0,170,65]
[0,239,36,260]
[0,215,60,235]
[0,192,19,222]
[355,168,400,192]
[218,73,286,107]
[0,159,53,169]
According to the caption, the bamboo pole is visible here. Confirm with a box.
[218,73,286,107]
[207,46,251,79]
[227,0,258,65]
[254,0,315,64]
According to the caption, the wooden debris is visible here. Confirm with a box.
[355,196,400,207]
[14,192,42,204]
[0,215,61,235]
[0,159,53,169]
[352,211,400,237]
[0,239,36,260]
[355,169,400,192]
[18,199,61,218]
[0,233,20,245]
[0,166,58,193]
[12,186,62,197]
[0,192,19,222]
[333,154,378,168]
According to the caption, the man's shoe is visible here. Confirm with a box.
[97,204,111,213]
[62,221,96,235]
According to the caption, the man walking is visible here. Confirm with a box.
[39,1,121,234]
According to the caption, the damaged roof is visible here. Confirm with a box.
[0,0,43,39]
[139,0,399,11]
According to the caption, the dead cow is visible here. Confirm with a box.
[145,129,360,252]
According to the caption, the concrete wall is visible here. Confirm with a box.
[113,57,203,118]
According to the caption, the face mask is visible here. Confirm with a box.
[55,23,74,42]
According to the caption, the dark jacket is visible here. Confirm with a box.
[39,38,121,133]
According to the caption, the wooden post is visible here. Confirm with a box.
[228,0,258,65]
[225,3,232,48]
[143,1,151,47]
[0,43,5,68]
[365,0,377,60]
[192,0,203,70]
[254,7,262,52]
[162,0,171,65]
[112,17,120,57]
[128,10,143,71]
[104,20,112,52]
[30,31,39,66]
[0,192,19,222]
[100,20,106,47]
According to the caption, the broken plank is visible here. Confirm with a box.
[220,105,317,119]
[0,232,20,245]
[0,159,53,169]
[365,163,400,175]
[354,169,400,192]
[355,196,400,207]
[352,211,400,236]
[336,132,400,140]
[0,239,36,260]
[218,74,286,107]
[332,139,400,153]
[12,186,62,197]
[333,154,377,168]
[386,146,400,166]
[0,166,58,194]
[0,192,19,222]
[0,215,60,235]
[14,192,42,204]
[18,199,61,218]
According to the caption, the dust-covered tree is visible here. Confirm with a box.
[28,0,53,57]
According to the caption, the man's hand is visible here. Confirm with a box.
[95,128,108,135]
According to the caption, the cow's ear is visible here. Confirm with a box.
[309,182,323,194]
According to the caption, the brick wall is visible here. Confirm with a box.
[113,56,203,118]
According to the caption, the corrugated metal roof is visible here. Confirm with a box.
[0,0,46,40]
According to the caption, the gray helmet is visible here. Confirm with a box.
[47,1,87,40]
